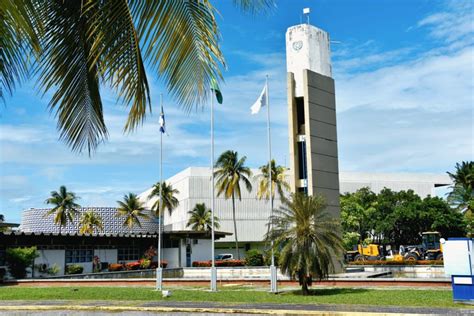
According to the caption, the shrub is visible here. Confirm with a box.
[108,263,124,272]
[125,261,141,270]
[5,247,38,279]
[245,249,264,266]
[47,264,60,276]
[263,249,280,266]
[139,259,151,269]
[65,264,84,274]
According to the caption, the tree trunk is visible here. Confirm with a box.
[301,276,309,295]
[232,193,240,260]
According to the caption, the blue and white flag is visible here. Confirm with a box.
[250,84,267,115]
[159,106,165,134]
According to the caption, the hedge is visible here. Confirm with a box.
[65,264,84,274]
[349,260,444,266]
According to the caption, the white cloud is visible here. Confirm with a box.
[417,1,473,44]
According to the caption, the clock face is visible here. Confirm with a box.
[292,41,303,51]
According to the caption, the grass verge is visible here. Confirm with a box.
[0,286,464,309]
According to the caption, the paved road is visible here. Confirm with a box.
[0,300,473,315]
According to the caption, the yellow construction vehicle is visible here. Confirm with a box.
[345,244,384,262]
[401,231,443,261]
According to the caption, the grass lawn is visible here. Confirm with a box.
[0,286,465,309]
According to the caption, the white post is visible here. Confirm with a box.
[266,75,278,293]
[156,94,164,291]
[210,88,217,292]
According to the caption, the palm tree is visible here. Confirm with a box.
[187,203,220,232]
[214,150,252,259]
[0,214,4,223]
[44,185,81,234]
[266,193,343,295]
[2,1,275,154]
[256,159,290,203]
[148,182,180,217]
[447,161,474,212]
[116,193,149,233]
[78,210,104,235]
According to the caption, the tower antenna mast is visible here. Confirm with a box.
[303,8,310,25]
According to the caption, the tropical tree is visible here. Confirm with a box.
[256,159,290,202]
[78,210,104,235]
[148,182,180,217]
[116,193,148,232]
[2,0,275,154]
[0,214,4,222]
[186,203,220,232]
[214,150,252,259]
[447,161,474,212]
[267,193,343,295]
[44,185,81,234]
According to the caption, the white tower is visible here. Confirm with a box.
[286,24,332,96]
[286,14,340,222]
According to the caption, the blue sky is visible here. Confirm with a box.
[1,0,473,223]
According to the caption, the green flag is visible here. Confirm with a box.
[210,78,223,104]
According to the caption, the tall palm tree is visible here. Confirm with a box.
[78,210,104,235]
[2,1,275,154]
[187,203,220,232]
[214,150,252,259]
[116,193,148,233]
[266,193,343,295]
[44,185,81,234]
[256,159,290,203]
[148,182,180,217]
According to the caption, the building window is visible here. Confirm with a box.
[118,247,140,261]
[163,239,180,248]
[65,248,94,264]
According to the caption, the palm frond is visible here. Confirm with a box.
[36,1,107,154]
[131,1,225,111]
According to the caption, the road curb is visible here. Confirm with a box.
[0,305,433,315]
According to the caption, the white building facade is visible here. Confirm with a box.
[139,167,451,257]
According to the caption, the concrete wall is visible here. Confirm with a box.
[34,249,65,276]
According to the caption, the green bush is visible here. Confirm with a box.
[263,248,280,266]
[65,264,84,274]
[245,249,264,266]
[5,247,38,279]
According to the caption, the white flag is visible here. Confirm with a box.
[250,85,267,115]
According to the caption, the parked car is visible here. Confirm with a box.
[215,254,233,261]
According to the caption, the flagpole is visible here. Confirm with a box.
[210,87,217,292]
[266,75,278,293]
[156,94,163,291]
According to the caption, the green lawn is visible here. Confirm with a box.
[0,286,465,309]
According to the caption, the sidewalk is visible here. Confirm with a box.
[0,300,472,315]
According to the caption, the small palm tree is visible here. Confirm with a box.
[44,185,81,234]
[148,182,180,217]
[214,150,252,259]
[267,193,343,295]
[187,203,220,232]
[116,193,149,233]
[79,211,104,235]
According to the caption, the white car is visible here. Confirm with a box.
[215,254,233,261]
